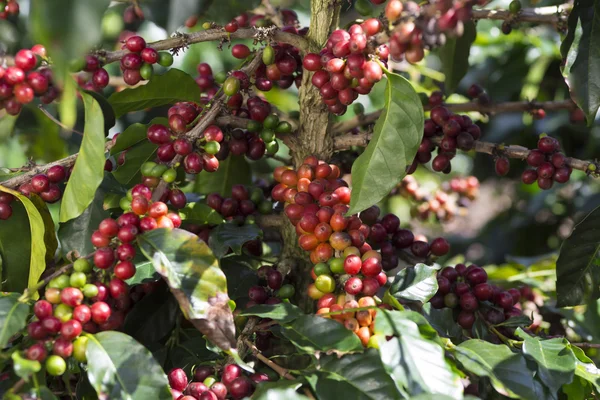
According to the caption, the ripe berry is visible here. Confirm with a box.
[457,311,475,329]
[60,287,84,307]
[168,368,188,392]
[430,238,450,256]
[222,364,242,386]
[91,302,111,324]
[537,136,558,153]
[495,157,510,176]
[15,49,37,71]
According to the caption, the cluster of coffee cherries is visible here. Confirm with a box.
[394,175,480,222]
[24,258,158,376]
[118,35,174,85]
[303,19,387,114]
[429,263,524,331]
[226,9,300,31]
[466,84,491,106]
[410,106,482,174]
[317,294,391,347]
[0,0,18,19]
[247,265,295,308]
[196,184,273,242]
[382,0,478,62]
[0,165,69,221]
[255,41,305,92]
[0,45,60,115]
[169,363,272,400]
[521,135,572,190]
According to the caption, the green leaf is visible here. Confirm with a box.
[348,70,424,215]
[109,69,201,118]
[83,90,116,133]
[560,0,600,125]
[388,264,439,303]
[241,303,303,324]
[515,328,577,395]
[110,117,169,155]
[137,228,235,351]
[280,315,363,354]
[219,255,259,300]
[455,339,537,399]
[60,92,106,223]
[252,381,310,400]
[123,287,179,348]
[572,346,600,391]
[0,186,49,292]
[85,331,171,400]
[493,315,532,328]
[112,140,158,186]
[0,113,18,141]
[421,304,463,340]
[194,155,252,196]
[437,21,476,93]
[125,256,158,286]
[0,293,29,348]
[556,205,600,307]
[58,183,110,258]
[208,223,262,259]
[29,195,58,263]
[180,202,225,226]
[312,350,402,400]
[374,310,462,398]
[38,387,59,400]
[11,352,41,379]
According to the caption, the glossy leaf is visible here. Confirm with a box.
[0,293,29,348]
[252,381,309,400]
[60,92,106,223]
[515,328,577,395]
[85,331,171,400]
[83,90,116,132]
[109,69,201,118]
[112,140,158,185]
[348,70,424,215]
[374,310,462,398]
[137,228,235,350]
[123,288,179,348]
[493,315,532,328]
[455,339,537,399]
[437,21,476,93]
[194,155,252,196]
[280,315,363,353]
[0,186,48,292]
[180,202,225,226]
[572,346,600,391]
[312,350,402,400]
[556,205,600,307]
[110,117,169,155]
[219,255,259,299]
[561,0,600,125]
[242,303,303,324]
[58,183,110,258]
[388,264,439,303]
[29,194,58,264]
[208,223,262,259]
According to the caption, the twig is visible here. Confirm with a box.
[472,4,571,25]
[98,27,308,64]
[571,343,600,349]
[244,339,295,380]
[333,132,599,174]
[331,100,577,136]
[1,141,114,189]
[38,105,84,136]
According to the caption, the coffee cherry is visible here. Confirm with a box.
[61,287,84,307]
[46,355,67,376]
[91,302,112,324]
[538,136,558,153]
[457,311,475,329]
[459,293,478,311]
[430,237,450,256]
[494,291,514,310]
[168,368,188,392]
[495,157,510,176]
[229,376,253,399]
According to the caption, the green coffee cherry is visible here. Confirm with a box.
[352,103,365,115]
[54,304,73,322]
[314,262,331,276]
[262,45,275,65]
[265,140,279,156]
[275,121,292,134]
[258,200,273,215]
[74,258,92,273]
[204,141,221,155]
[120,197,132,211]
[140,63,154,80]
[277,284,295,299]
[263,114,279,130]
[214,71,227,84]
[69,58,86,73]
[69,272,87,288]
[141,161,157,176]
[46,355,67,376]
[247,120,262,133]
[149,164,168,177]
[73,337,88,362]
[83,284,99,298]
[315,274,335,293]
[223,77,241,96]
[162,168,177,183]
[509,0,522,13]
[329,257,345,274]
[250,188,264,204]
[157,52,174,67]
[260,129,276,143]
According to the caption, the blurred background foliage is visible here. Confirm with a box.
[0,0,599,355]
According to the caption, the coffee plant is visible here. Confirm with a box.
[0,0,599,398]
